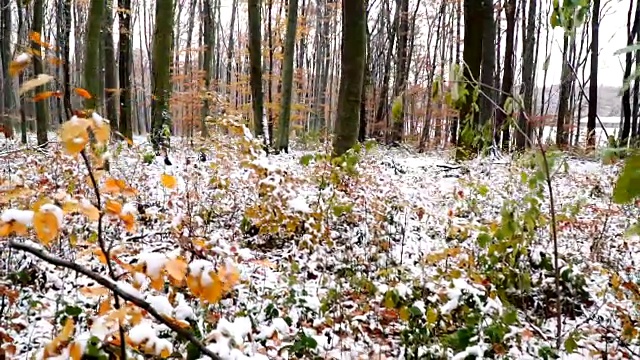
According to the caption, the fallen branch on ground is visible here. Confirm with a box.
[8,239,222,360]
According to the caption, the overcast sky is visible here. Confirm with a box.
[539,0,628,87]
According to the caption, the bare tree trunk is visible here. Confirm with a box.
[333,0,366,156]
[118,0,133,139]
[104,0,118,126]
[275,0,299,153]
[248,0,266,143]
[33,0,49,146]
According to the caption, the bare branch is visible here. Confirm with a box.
[8,240,222,360]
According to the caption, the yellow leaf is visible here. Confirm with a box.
[159,347,171,358]
[119,213,136,232]
[105,199,122,215]
[19,74,55,96]
[93,248,108,264]
[9,53,32,77]
[201,271,224,303]
[0,221,28,237]
[31,197,52,212]
[612,273,622,289]
[165,258,187,282]
[0,222,11,236]
[33,210,59,245]
[399,306,410,321]
[60,317,75,340]
[90,114,111,144]
[150,275,164,291]
[74,87,92,99]
[80,202,100,221]
[69,342,83,360]
[98,297,112,315]
[60,117,91,156]
[79,286,110,297]
[186,274,202,297]
[103,178,124,194]
[33,91,62,102]
[160,174,177,189]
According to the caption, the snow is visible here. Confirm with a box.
[14,52,31,64]
[4,130,640,360]
[39,203,64,227]
[1,209,34,226]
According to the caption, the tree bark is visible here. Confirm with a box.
[150,0,174,150]
[248,0,266,143]
[275,0,299,153]
[118,0,133,139]
[32,0,49,146]
[456,0,483,159]
[333,0,366,156]
[587,0,600,148]
[85,0,106,110]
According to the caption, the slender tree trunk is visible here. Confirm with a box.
[275,0,299,153]
[516,0,536,149]
[33,0,49,146]
[373,0,398,142]
[118,0,133,139]
[456,0,483,159]
[556,34,571,147]
[226,0,238,93]
[201,0,214,138]
[248,0,266,143]
[333,0,366,156]
[150,0,174,150]
[85,0,106,110]
[0,0,12,137]
[479,0,496,145]
[587,0,600,148]
[620,0,639,146]
[104,0,118,126]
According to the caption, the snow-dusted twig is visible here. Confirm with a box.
[8,239,222,360]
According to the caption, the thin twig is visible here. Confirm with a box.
[8,239,222,360]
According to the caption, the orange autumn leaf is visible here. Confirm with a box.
[165,258,188,281]
[80,202,100,221]
[29,31,53,49]
[92,248,109,264]
[79,286,110,297]
[60,117,91,156]
[120,213,135,232]
[103,178,128,194]
[0,221,28,237]
[160,174,177,189]
[69,342,83,360]
[48,57,64,66]
[98,297,112,315]
[201,272,224,304]
[150,275,165,291]
[33,91,62,102]
[74,87,92,99]
[33,210,59,245]
[105,199,123,215]
[9,53,32,77]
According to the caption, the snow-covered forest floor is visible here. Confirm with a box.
[0,118,639,360]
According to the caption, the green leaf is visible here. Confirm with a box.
[299,154,313,166]
[503,309,518,325]
[564,335,579,353]
[613,154,640,204]
[477,233,492,247]
[65,305,83,316]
